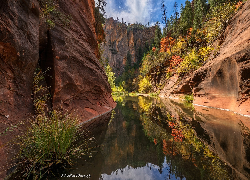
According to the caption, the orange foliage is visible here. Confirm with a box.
[162,139,169,155]
[154,138,157,145]
[170,55,183,67]
[160,36,175,53]
[166,55,183,74]
[186,28,193,39]
[162,139,177,156]
[235,1,242,10]
[152,47,156,52]
[171,129,184,142]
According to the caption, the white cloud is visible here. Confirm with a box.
[104,0,153,25]
[100,158,186,180]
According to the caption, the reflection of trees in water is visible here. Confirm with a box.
[138,97,231,180]
[100,99,165,174]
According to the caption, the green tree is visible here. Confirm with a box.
[136,46,143,68]
[172,1,180,37]
[105,64,116,89]
[193,0,208,30]
[179,0,194,35]
[154,22,162,48]
[161,0,167,27]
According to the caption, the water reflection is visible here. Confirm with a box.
[101,157,184,180]
[64,96,250,180]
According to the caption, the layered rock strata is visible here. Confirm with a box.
[101,18,155,76]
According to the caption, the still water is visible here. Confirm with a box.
[63,96,250,180]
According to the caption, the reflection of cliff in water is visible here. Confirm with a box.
[62,96,250,180]
[142,97,250,180]
[100,99,164,174]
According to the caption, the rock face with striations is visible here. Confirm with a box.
[0,0,115,177]
[160,0,250,116]
[42,0,116,120]
[101,18,155,76]
[0,1,40,177]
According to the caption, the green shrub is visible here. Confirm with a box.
[138,76,152,93]
[183,94,194,103]
[204,2,237,44]
[18,110,87,179]
[20,111,77,162]
[15,67,90,179]
[177,49,200,75]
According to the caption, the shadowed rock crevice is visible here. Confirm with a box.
[0,0,116,178]
[39,30,55,107]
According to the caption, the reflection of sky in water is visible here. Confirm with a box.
[101,157,185,180]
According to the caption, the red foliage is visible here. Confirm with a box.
[154,138,157,145]
[166,55,183,73]
[171,129,184,142]
[168,121,184,142]
[168,122,176,128]
[160,36,175,52]
[235,1,242,10]
[170,55,183,67]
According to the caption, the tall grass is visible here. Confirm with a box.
[19,110,79,179]
[15,67,89,179]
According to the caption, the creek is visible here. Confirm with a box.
[60,96,250,180]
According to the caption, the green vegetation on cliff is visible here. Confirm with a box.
[108,0,245,95]
[15,68,90,179]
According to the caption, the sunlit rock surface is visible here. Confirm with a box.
[160,0,250,116]
[101,18,155,76]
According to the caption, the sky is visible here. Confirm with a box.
[101,158,185,180]
[100,0,188,26]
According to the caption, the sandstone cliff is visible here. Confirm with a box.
[101,18,155,76]
[160,0,250,116]
[0,0,115,177]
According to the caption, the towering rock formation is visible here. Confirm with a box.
[0,0,115,177]
[41,0,116,120]
[160,0,250,116]
[0,0,115,126]
[101,18,155,76]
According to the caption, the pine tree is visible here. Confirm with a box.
[193,0,208,30]
[161,0,167,27]
[167,15,174,35]
[154,22,162,48]
[179,0,194,35]
[172,1,179,38]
